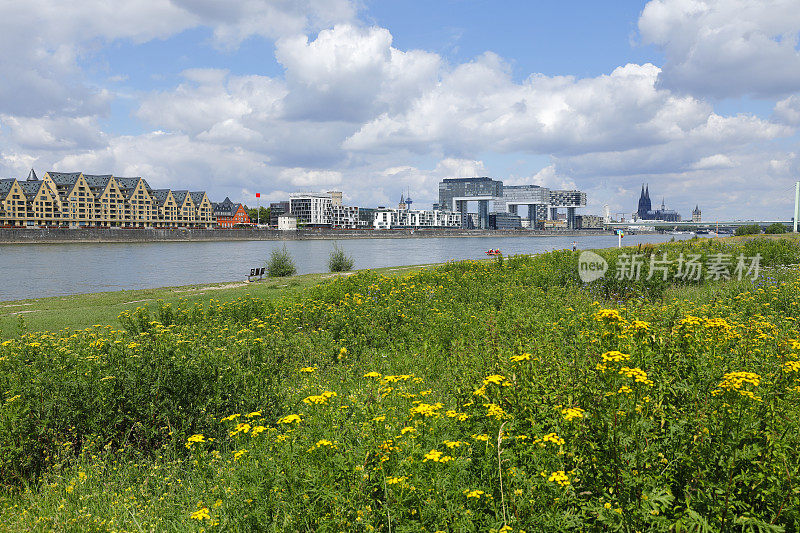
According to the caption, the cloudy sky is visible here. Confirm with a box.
[1,0,799,220]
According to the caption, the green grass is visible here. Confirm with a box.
[0,264,430,339]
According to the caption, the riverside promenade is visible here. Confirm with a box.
[0,227,607,244]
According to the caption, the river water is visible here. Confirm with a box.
[0,233,694,301]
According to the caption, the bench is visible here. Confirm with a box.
[248,267,266,282]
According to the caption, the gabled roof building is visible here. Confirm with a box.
[1,169,225,229]
[212,197,251,227]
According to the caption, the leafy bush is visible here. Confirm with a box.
[764,222,787,234]
[266,245,296,277]
[327,243,354,272]
[735,224,762,236]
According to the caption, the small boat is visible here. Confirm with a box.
[485,249,502,256]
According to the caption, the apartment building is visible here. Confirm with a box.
[1,179,30,226]
[289,192,332,226]
[0,170,217,228]
[329,204,359,228]
[372,208,461,229]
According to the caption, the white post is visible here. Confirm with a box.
[618,231,622,248]
[794,181,799,233]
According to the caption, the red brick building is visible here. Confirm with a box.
[212,197,251,227]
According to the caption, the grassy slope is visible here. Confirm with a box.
[0,264,430,338]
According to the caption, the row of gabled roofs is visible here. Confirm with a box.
[39,170,209,208]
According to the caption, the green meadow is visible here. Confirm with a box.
[2,237,800,531]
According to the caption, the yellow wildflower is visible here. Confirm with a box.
[561,407,585,421]
[229,422,251,436]
[548,470,570,486]
[233,449,248,461]
[185,434,205,448]
[409,402,443,418]
[190,507,210,520]
[484,403,508,420]
[601,351,630,363]
[483,374,507,385]
[542,433,564,446]
[423,449,443,462]
[277,414,302,424]
[595,309,623,323]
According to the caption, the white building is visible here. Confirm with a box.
[329,205,359,228]
[277,215,297,230]
[289,192,331,226]
[373,208,461,229]
[373,208,395,229]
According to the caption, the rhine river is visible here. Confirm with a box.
[0,233,695,301]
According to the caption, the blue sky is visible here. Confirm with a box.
[1,0,799,219]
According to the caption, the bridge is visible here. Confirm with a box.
[605,220,793,229]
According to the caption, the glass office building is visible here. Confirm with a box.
[438,177,503,229]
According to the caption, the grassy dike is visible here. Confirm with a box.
[2,236,800,531]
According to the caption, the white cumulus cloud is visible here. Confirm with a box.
[638,0,800,98]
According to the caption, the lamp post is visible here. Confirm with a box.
[794,182,799,233]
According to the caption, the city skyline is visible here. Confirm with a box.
[0,1,799,220]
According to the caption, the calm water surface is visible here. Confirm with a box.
[0,234,694,301]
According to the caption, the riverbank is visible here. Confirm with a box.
[0,226,608,244]
[0,263,431,338]
[0,233,689,302]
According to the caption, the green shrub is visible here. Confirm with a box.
[327,243,354,272]
[764,222,787,234]
[735,224,762,236]
[267,245,296,277]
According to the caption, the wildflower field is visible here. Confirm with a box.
[2,237,800,531]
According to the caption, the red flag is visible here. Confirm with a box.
[256,192,260,198]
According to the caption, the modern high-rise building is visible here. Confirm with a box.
[438,177,503,229]
[438,178,587,230]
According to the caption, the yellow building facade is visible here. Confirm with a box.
[0,171,217,228]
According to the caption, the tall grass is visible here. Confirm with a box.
[2,237,800,531]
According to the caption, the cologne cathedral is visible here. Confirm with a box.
[635,184,681,222]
